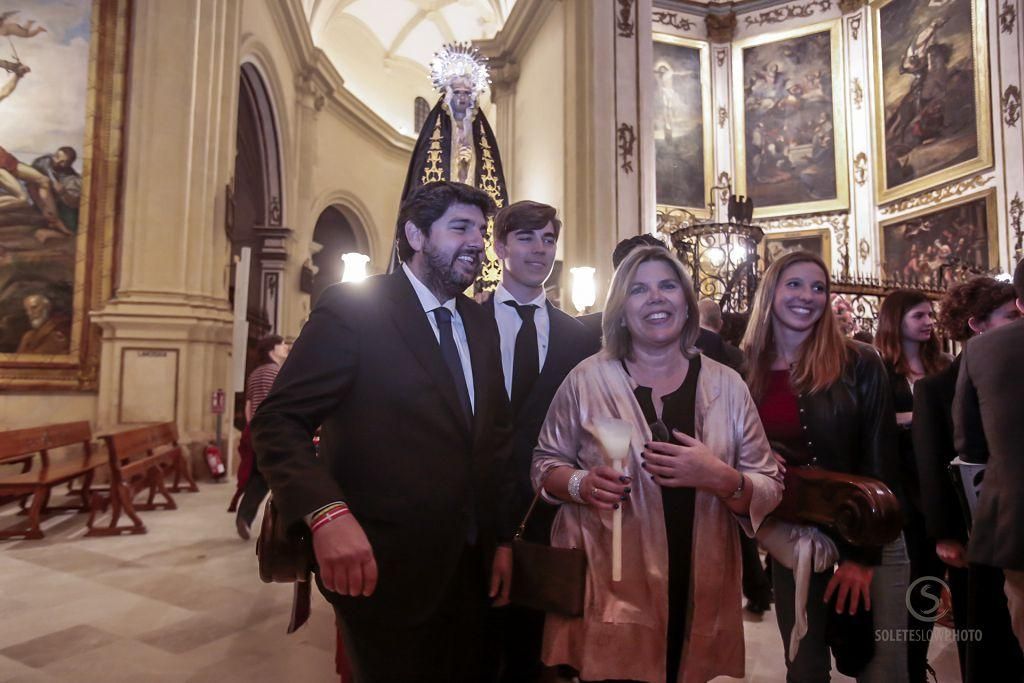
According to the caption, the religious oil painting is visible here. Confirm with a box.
[0,0,127,389]
[872,0,991,203]
[733,20,848,218]
[653,34,713,217]
[879,191,997,288]
[759,228,831,269]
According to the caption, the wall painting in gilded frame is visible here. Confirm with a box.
[0,0,128,390]
[871,0,992,204]
[879,190,998,288]
[759,228,832,270]
[653,33,714,218]
[732,19,848,219]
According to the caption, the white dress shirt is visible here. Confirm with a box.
[493,283,550,399]
[402,263,475,412]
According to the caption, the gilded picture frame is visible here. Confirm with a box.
[871,0,992,204]
[653,33,715,218]
[732,19,849,219]
[0,0,128,391]
[878,189,998,287]
[759,228,832,270]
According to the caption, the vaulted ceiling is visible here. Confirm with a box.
[303,0,517,133]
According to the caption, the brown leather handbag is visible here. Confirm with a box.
[509,488,587,617]
[256,497,315,633]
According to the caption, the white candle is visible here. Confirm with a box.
[593,417,632,582]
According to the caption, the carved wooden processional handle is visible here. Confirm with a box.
[771,466,903,548]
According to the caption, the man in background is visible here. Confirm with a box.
[954,258,1024,652]
[696,297,746,376]
[577,234,668,341]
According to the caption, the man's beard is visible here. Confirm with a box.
[423,243,480,298]
[28,314,47,329]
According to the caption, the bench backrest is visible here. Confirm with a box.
[103,423,179,461]
[0,421,93,463]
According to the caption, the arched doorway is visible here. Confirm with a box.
[311,206,364,305]
[230,62,287,428]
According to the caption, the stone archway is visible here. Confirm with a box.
[230,61,288,429]
[311,205,367,305]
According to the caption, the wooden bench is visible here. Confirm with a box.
[87,422,199,536]
[0,421,107,540]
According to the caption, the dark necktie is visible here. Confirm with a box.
[433,307,472,428]
[505,300,540,415]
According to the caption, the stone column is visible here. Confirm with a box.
[91,0,241,451]
[489,60,519,199]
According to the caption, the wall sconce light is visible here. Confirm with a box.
[341,252,370,283]
[570,266,596,314]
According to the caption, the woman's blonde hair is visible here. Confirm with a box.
[741,250,848,402]
[601,245,701,360]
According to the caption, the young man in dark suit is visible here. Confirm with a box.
[251,181,515,682]
[577,233,668,341]
[482,200,599,682]
[954,258,1024,653]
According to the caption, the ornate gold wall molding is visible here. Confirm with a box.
[858,238,870,262]
[1002,85,1021,126]
[743,0,832,28]
[1000,1,1017,34]
[718,106,728,128]
[878,174,990,215]
[851,78,863,109]
[617,122,636,173]
[706,12,737,42]
[616,0,636,37]
[717,172,732,203]
[653,10,694,32]
[846,14,862,40]
[853,152,868,186]
[838,0,868,13]
[1011,192,1023,260]
[715,47,727,67]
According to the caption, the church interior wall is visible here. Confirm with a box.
[1,0,1021,463]
[510,1,566,223]
[652,0,1023,284]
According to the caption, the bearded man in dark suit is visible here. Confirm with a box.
[252,181,514,683]
[480,200,600,681]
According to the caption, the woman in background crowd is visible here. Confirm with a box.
[233,333,290,539]
[532,246,782,682]
[741,250,907,683]
[875,290,950,683]
[914,277,1023,682]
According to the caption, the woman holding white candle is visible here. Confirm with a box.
[532,246,783,683]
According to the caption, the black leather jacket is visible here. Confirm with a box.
[793,341,902,565]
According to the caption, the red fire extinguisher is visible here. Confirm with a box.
[205,441,226,479]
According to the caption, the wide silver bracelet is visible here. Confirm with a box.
[567,469,589,504]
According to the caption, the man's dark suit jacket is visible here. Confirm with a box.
[913,356,968,543]
[485,298,600,541]
[251,271,513,625]
[954,317,1024,570]
[696,328,747,376]
[577,311,603,344]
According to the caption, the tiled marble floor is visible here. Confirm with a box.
[0,484,962,682]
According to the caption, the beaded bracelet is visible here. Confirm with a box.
[310,505,352,534]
